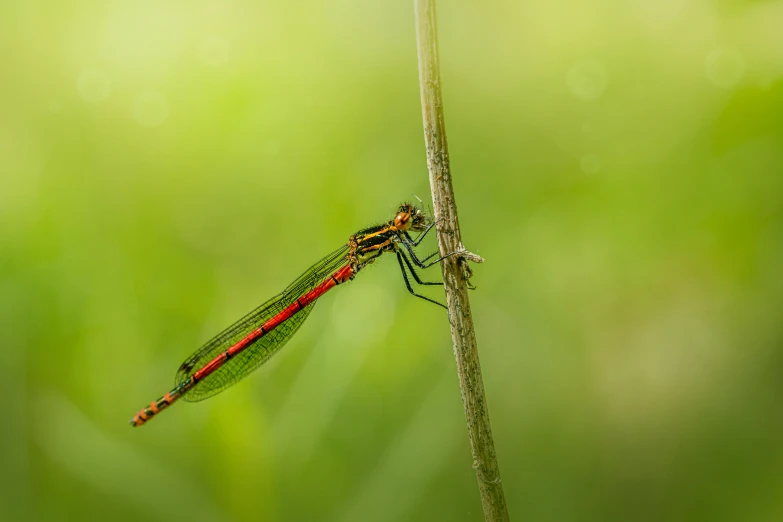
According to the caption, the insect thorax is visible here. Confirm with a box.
[347,222,398,272]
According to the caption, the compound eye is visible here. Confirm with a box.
[394,212,410,230]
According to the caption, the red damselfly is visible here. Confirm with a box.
[129,203,463,426]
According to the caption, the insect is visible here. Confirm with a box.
[129,203,464,426]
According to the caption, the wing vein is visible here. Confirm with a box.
[175,244,350,402]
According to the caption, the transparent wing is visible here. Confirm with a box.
[175,244,350,402]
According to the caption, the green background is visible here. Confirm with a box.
[1,1,782,521]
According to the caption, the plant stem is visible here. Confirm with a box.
[413,1,510,521]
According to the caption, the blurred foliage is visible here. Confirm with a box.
[1,0,782,521]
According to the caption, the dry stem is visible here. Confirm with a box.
[413,1,511,520]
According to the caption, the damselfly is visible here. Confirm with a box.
[129,203,463,426]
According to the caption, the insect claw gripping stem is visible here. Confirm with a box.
[128,202,479,426]
[454,242,483,289]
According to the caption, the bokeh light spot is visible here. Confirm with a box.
[705,48,745,88]
[77,69,112,103]
[133,91,169,127]
[200,36,231,67]
[567,60,607,101]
